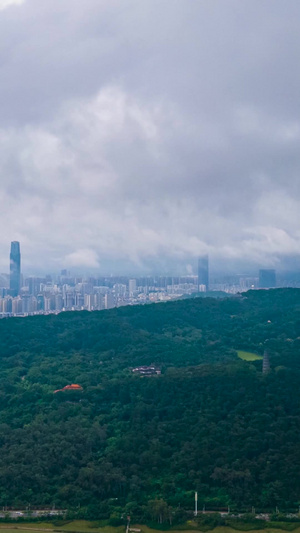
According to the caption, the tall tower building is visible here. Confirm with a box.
[259,269,276,288]
[9,241,21,297]
[198,255,209,291]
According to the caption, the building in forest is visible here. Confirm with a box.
[132,366,161,376]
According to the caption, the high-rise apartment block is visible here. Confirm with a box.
[198,255,209,291]
[9,241,21,296]
[129,279,137,296]
[105,293,115,309]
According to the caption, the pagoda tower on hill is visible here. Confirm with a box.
[263,349,270,374]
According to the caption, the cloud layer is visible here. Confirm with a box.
[0,0,24,11]
[0,0,299,273]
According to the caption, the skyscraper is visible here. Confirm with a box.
[198,255,209,291]
[259,269,276,289]
[9,241,21,296]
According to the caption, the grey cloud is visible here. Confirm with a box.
[0,0,299,273]
[0,0,24,11]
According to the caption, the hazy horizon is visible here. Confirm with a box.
[2,252,300,279]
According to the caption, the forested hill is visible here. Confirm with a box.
[0,289,299,516]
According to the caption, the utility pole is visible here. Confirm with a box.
[194,492,198,516]
[126,515,131,533]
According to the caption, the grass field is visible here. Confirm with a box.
[0,524,122,533]
[237,350,263,361]
[0,522,300,533]
[0,525,126,533]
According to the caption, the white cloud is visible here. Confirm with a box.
[0,0,24,11]
[63,249,100,269]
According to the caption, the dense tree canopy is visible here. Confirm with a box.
[0,289,299,517]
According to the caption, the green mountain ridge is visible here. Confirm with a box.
[0,289,299,517]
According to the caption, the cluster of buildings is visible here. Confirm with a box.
[0,273,200,316]
[132,365,161,376]
[0,242,201,316]
[0,241,289,318]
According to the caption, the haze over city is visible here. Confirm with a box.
[0,0,299,274]
[0,241,296,317]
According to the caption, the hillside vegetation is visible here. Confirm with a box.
[0,289,299,519]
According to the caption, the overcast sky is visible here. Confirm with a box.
[0,0,299,274]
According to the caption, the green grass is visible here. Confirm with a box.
[0,523,123,533]
[0,529,54,533]
[237,350,263,362]
[56,521,109,533]
[1,522,300,533]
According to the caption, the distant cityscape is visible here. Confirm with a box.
[0,241,298,317]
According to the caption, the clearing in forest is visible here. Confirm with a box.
[237,350,263,361]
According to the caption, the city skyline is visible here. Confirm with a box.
[0,240,299,318]
[1,240,300,278]
[1,241,300,278]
